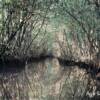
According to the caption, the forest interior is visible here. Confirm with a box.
[0,0,100,100]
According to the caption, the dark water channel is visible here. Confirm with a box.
[0,57,99,100]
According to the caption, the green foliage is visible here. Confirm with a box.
[0,0,99,58]
[0,0,55,57]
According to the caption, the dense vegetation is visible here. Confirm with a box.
[0,0,100,100]
[0,0,99,62]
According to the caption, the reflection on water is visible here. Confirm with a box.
[0,58,96,100]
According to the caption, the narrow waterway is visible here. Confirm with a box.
[0,57,92,100]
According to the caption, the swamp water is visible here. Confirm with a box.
[0,58,94,100]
